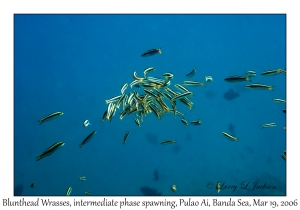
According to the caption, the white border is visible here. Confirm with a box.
[1,1,298,210]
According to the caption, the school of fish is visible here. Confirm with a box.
[34,48,286,195]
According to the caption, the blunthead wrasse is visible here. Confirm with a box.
[79,131,97,148]
[83,120,91,127]
[130,80,142,88]
[171,185,177,192]
[123,131,130,145]
[161,140,176,145]
[221,132,238,142]
[30,183,35,188]
[246,71,256,77]
[205,76,213,82]
[216,182,221,193]
[191,120,201,125]
[182,81,205,87]
[163,72,174,79]
[261,69,282,76]
[175,84,192,94]
[144,67,156,78]
[38,112,64,125]
[261,123,276,128]
[273,99,286,103]
[102,110,107,122]
[246,83,274,91]
[66,187,72,196]
[186,66,196,78]
[141,48,162,57]
[121,83,128,94]
[281,152,286,161]
[171,92,193,102]
[36,142,65,161]
[181,118,188,126]
[105,95,122,104]
[135,118,140,127]
[133,71,145,81]
[79,176,87,181]
[224,76,251,83]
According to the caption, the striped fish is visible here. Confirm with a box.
[66,187,72,196]
[221,132,238,142]
[161,140,176,145]
[38,112,64,125]
[36,141,65,161]
[186,66,196,77]
[261,69,282,76]
[141,48,162,57]
[79,131,97,148]
[123,131,130,145]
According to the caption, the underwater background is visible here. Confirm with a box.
[14,14,286,196]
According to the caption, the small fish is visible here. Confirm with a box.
[144,67,156,77]
[273,99,286,103]
[121,83,128,94]
[66,187,72,196]
[83,120,91,127]
[283,109,286,114]
[133,71,144,81]
[163,73,174,79]
[172,102,176,117]
[161,140,176,145]
[261,69,282,76]
[102,110,107,122]
[224,76,251,83]
[216,182,221,193]
[79,176,87,181]
[181,118,188,126]
[246,71,256,77]
[261,123,276,128]
[221,132,238,142]
[205,76,213,82]
[281,150,286,161]
[175,84,192,94]
[246,83,274,91]
[135,118,140,127]
[36,142,65,161]
[191,120,201,125]
[79,131,97,148]
[141,48,162,57]
[171,92,193,102]
[84,191,91,195]
[123,131,130,145]
[30,183,35,188]
[182,81,205,87]
[38,112,64,125]
[171,185,177,192]
[105,95,122,104]
[186,66,196,77]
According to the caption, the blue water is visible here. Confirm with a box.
[14,14,286,196]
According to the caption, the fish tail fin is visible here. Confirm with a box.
[158,48,162,54]
[269,86,275,91]
[36,156,41,161]
[79,144,82,148]
[246,76,251,82]
[38,120,43,125]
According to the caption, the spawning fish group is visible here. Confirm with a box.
[33,48,286,195]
